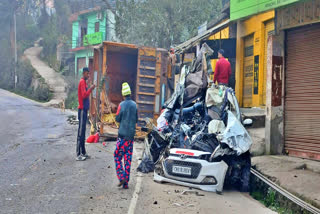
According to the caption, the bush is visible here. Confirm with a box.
[33,85,52,102]
[65,89,78,110]
[0,39,14,90]
[16,61,34,91]
[3,59,53,102]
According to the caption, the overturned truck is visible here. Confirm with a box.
[138,43,253,193]
[88,42,175,138]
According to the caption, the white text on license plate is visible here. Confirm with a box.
[172,165,191,175]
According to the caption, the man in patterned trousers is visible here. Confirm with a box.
[114,82,138,189]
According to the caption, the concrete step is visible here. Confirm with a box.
[241,107,265,128]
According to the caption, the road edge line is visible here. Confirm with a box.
[127,147,143,214]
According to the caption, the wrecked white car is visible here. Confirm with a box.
[137,43,253,193]
[154,148,228,193]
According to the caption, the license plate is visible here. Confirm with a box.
[172,165,191,175]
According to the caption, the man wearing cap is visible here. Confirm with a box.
[214,49,231,86]
[76,67,95,161]
[114,82,138,189]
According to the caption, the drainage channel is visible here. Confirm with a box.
[250,168,320,214]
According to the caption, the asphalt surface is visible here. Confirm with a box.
[0,89,275,214]
[0,89,135,214]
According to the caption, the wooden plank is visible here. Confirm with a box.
[139,47,156,57]
[103,41,137,49]
[137,101,155,105]
[137,92,156,96]
[137,75,156,79]
[138,83,155,88]
[100,44,107,134]
[139,57,156,62]
[139,66,156,70]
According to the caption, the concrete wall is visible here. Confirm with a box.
[229,22,237,90]
[75,49,94,76]
[265,33,285,155]
[72,21,79,49]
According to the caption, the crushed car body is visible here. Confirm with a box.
[154,148,228,193]
[138,43,253,193]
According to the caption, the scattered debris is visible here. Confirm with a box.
[67,115,78,125]
[137,156,154,173]
[181,190,205,196]
[172,203,195,208]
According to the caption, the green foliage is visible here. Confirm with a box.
[33,84,52,102]
[7,59,52,102]
[39,0,72,71]
[0,0,40,90]
[0,39,14,89]
[0,0,60,102]
[16,60,34,91]
[65,89,78,110]
[115,0,221,48]
[251,188,295,214]
[17,14,40,55]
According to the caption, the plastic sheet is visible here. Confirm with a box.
[219,111,252,156]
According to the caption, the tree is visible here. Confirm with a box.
[115,0,221,48]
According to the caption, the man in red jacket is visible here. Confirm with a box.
[76,67,95,161]
[213,49,231,86]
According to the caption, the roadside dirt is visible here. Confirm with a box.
[134,173,276,214]
[24,38,67,107]
[252,155,320,208]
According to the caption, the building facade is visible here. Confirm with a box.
[231,0,300,108]
[69,7,115,77]
[230,0,320,161]
[272,0,320,160]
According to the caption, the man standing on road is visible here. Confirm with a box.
[76,67,95,161]
[213,49,231,86]
[114,82,138,189]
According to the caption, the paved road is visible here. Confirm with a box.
[0,89,135,214]
[0,89,275,214]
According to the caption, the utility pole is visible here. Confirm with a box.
[14,11,17,89]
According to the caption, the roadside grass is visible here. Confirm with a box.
[251,188,294,214]
[9,88,53,103]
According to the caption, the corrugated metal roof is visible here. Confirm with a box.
[175,19,230,54]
